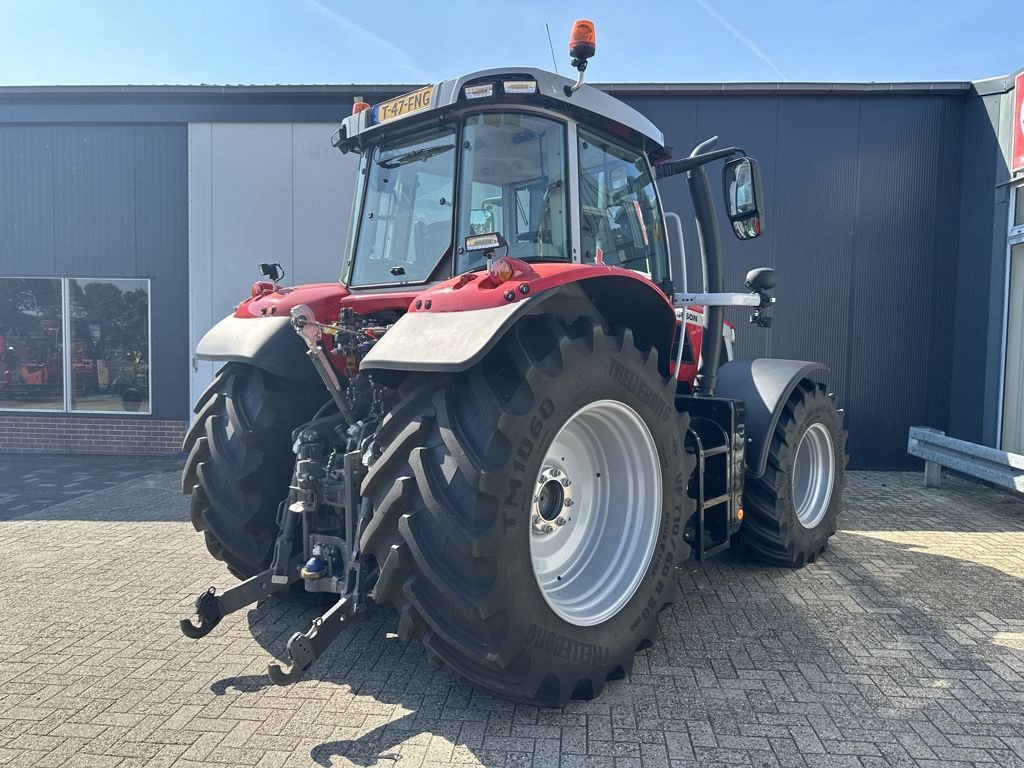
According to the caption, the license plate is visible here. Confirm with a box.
[373,85,435,124]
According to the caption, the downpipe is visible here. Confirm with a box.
[687,137,724,397]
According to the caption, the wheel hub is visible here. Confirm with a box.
[791,422,835,529]
[529,399,662,627]
[532,467,573,534]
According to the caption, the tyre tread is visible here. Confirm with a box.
[739,382,847,567]
[181,363,322,577]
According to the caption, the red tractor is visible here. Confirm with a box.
[181,22,846,706]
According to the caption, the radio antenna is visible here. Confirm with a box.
[545,23,559,74]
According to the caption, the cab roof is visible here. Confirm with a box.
[332,67,670,161]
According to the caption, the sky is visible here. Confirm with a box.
[0,0,1020,87]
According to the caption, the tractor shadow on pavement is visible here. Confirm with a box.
[211,474,1024,768]
[212,598,490,767]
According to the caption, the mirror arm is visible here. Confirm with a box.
[654,146,744,180]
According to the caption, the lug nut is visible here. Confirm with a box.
[555,517,566,526]
[561,478,571,487]
[550,469,561,477]
[532,514,540,525]
[542,524,554,533]
[564,498,574,507]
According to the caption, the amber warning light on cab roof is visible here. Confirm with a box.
[351,97,370,116]
[569,20,596,64]
[566,20,596,95]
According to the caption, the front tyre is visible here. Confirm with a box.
[361,316,695,706]
[738,381,847,566]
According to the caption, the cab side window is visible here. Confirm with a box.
[577,131,667,282]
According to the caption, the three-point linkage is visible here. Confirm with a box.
[181,380,372,692]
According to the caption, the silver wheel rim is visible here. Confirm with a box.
[529,399,662,627]
[791,422,835,529]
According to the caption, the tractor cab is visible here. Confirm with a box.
[333,67,672,293]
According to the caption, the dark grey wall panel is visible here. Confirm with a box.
[0,126,56,273]
[624,93,965,469]
[52,125,137,276]
[949,93,1003,445]
[134,125,188,276]
[846,97,957,468]
[768,97,860,416]
[925,98,964,444]
[134,125,189,421]
[0,123,189,421]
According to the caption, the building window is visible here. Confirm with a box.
[0,278,64,410]
[69,279,151,413]
[0,277,150,414]
[1012,183,1024,238]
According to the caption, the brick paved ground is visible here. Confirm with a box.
[0,460,1023,767]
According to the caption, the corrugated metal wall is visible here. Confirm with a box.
[2,86,1010,470]
[950,93,1004,447]
[621,94,966,469]
[0,124,188,420]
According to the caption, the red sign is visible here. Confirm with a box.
[1014,70,1024,173]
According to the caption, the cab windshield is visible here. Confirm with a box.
[349,126,456,286]
[348,113,571,286]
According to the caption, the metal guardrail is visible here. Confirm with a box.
[907,427,1024,493]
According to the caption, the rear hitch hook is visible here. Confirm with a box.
[178,563,298,641]
[179,587,222,639]
[267,632,316,686]
[266,596,353,687]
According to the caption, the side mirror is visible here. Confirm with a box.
[744,267,777,292]
[722,157,765,240]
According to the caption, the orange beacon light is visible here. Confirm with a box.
[569,20,596,69]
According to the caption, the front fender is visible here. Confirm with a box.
[715,359,828,478]
[196,315,319,383]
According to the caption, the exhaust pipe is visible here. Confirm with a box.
[687,136,724,398]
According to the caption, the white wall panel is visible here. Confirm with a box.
[291,123,358,286]
[188,122,359,407]
[210,123,294,321]
[188,123,215,412]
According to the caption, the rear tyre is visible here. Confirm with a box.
[737,380,847,566]
[181,363,323,578]
[361,315,695,706]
